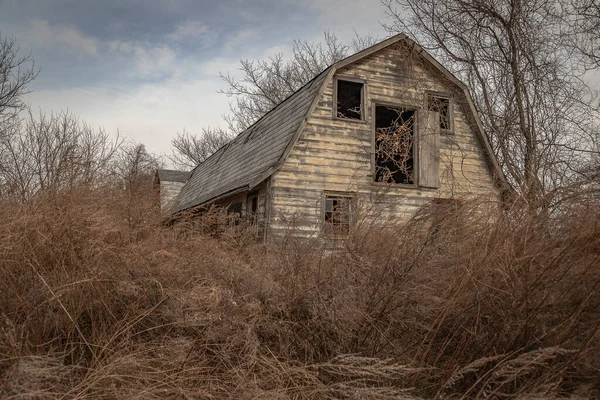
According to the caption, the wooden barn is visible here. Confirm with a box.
[170,34,505,238]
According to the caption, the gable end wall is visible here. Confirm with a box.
[269,42,500,237]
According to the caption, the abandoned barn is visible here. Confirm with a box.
[170,34,504,238]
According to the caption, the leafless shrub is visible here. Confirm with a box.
[0,110,121,201]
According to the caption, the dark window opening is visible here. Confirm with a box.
[227,202,243,227]
[428,95,451,131]
[324,195,351,235]
[228,202,242,214]
[246,193,258,225]
[375,105,415,184]
[336,80,363,120]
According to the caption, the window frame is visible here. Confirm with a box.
[332,76,368,123]
[321,191,354,237]
[371,101,420,188]
[426,91,454,135]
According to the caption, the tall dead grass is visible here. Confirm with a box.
[0,183,598,399]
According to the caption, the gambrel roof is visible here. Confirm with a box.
[172,34,505,213]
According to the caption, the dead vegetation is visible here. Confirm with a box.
[0,180,598,399]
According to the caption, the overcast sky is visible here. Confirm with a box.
[0,0,389,159]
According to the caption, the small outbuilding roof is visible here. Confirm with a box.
[156,169,190,183]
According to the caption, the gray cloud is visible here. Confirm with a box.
[1,0,389,158]
[30,19,100,56]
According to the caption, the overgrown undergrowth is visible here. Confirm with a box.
[0,187,599,399]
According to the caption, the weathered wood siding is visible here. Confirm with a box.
[160,181,186,212]
[269,42,499,237]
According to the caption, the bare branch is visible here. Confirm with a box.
[383,0,600,205]
[169,127,234,170]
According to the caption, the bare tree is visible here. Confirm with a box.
[383,0,600,206]
[0,110,121,201]
[0,35,126,201]
[571,0,600,68]
[114,143,158,185]
[0,33,37,133]
[169,127,234,170]
[220,31,379,132]
[113,143,161,236]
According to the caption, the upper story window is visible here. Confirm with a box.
[374,105,416,185]
[335,79,364,120]
[427,94,453,133]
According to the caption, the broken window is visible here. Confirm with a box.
[324,194,351,236]
[427,94,452,132]
[336,79,363,120]
[374,105,415,184]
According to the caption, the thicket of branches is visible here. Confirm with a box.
[571,0,600,68]
[0,110,121,200]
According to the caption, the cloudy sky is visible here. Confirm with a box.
[0,0,389,159]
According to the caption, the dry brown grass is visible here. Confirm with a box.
[0,183,599,399]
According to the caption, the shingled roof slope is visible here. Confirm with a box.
[171,67,331,213]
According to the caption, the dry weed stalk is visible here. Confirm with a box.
[0,181,599,399]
